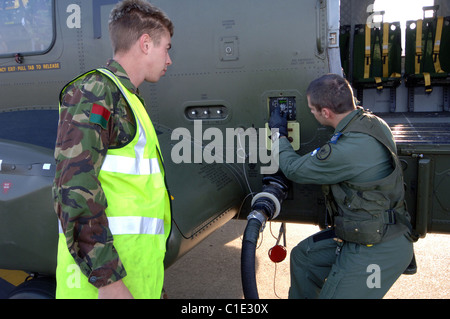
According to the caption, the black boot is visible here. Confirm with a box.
[403,253,417,275]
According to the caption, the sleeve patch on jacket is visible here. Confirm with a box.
[90,103,111,129]
[316,143,332,160]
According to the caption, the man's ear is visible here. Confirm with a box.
[321,108,331,119]
[140,34,152,54]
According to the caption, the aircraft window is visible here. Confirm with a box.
[373,0,434,55]
[0,0,54,56]
[373,0,435,21]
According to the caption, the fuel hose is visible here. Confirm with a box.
[240,174,289,299]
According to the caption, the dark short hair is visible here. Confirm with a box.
[306,74,356,114]
[109,0,174,54]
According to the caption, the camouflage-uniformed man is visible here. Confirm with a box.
[269,74,415,298]
[53,0,173,299]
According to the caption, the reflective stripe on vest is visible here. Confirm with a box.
[101,155,161,175]
[58,216,164,235]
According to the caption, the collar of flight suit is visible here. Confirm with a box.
[334,108,363,134]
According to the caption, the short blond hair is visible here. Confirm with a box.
[109,0,174,54]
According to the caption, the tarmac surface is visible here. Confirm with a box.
[164,219,450,299]
[1,219,448,299]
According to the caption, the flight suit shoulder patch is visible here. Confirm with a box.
[316,143,332,161]
[330,132,343,144]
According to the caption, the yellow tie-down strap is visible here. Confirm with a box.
[424,72,432,93]
[382,23,390,78]
[364,24,372,79]
[375,77,383,90]
[415,19,423,75]
[433,16,444,74]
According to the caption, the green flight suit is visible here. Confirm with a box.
[274,108,413,299]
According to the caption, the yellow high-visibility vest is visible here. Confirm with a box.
[56,68,171,299]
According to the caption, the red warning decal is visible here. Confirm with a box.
[2,182,12,194]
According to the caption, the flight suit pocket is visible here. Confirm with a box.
[334,187,387,245]
[334,215,384,245]
[319,264,345,299]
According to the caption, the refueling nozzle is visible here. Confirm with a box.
[241,171,290,299]
[248,173,289,224]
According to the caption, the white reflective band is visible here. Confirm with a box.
[108,216,165,235]
[0,159,2,171]
[59,216,164,235]
[101,155,160,175]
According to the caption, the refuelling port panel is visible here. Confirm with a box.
[269,96,297,121]
[266,96,300,151]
